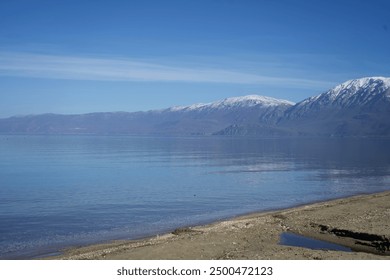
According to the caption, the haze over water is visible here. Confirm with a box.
[0,135,389,259]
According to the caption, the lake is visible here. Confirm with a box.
[0,135,389,259]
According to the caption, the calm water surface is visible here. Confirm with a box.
[0,136,389,259]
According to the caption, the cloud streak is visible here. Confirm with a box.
[0,52,334,89]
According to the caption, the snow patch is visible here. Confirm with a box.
[330,77,390,98]
[168,95,294,112]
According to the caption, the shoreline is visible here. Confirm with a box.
[46,191,390,260]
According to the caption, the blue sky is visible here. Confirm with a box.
[1,0,390,117]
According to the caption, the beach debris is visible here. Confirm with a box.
[171,227,202,235]
[311,223,390,254]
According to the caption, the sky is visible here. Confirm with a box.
[1,0,390,117]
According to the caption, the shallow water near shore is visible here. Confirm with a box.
[1,135,389,259]
[279,232,353,252]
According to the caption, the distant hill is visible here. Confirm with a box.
[1,77,389,137]
[0,95,293,135]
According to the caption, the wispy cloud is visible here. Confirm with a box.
[0,52,335,89]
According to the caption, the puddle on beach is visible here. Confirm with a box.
[279,232,352,252]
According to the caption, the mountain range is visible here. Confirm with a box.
[1,77,389,137]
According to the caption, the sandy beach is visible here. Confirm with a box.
[48,191,390,260]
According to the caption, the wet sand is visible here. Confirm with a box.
[48,191,390,260]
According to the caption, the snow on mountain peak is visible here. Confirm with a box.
[331,77,390,96]
[169,95,294,112]
[295,77,390,110]
[212,95,294,108]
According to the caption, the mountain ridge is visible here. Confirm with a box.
[1,77,389,136]
[0,94,292,135]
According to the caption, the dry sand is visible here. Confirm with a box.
[48,191,390,260]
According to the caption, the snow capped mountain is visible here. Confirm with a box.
[279,77,390,136]
[332,76,390,93]
[154,94,294,135]
[168,95,294,112]
[286,77,390,118]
